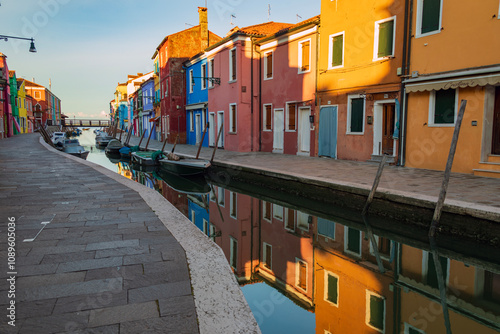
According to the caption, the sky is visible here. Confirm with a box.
[0,0,320,119]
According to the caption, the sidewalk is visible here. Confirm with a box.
[127,136,500,222]
[0,134,259,334]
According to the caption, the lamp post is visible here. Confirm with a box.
[0,35,37,53]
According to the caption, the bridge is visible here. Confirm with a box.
[63,119,111,127]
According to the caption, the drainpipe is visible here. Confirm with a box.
[251,38,254,152]
[315,22,321,156]
[400,0,413,166]
[254,41,263,151]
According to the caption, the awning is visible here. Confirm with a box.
[405,73,500,93]
[185,103,207,111]
[149,116,160,122]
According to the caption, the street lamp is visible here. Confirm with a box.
[0,34,37,53]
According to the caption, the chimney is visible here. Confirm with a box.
[198,7,208,51]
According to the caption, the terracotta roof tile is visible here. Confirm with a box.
[256,15,320,43]
[238,21,294,36]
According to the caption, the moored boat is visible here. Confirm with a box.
[158,156,211,176]
[130,150,164,166]
[105,139,123,154]
[154,169,210,194]
[62,139,89,160]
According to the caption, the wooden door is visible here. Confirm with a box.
[492,87,500,155]
[318,106,338,158]
[298,107,311,154]
[273,109,284,151]
[209,113,215,147]
[382,104,395,155]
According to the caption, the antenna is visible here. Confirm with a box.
[230,14,236,26]
[296,14,302,23]
[268,4,271,21]
[185,23,195,29]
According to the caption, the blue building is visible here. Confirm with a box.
[141,78,156,140]
[188,195,210,236]
[184,54,209,147]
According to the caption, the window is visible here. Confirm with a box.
[166,115,170,134]
[218,187,225,206]
[165,79,169,98]
[273,204,283,220]
[230,237,238,269]
[318,218,336,240]
[429,89,457,125]
[210,187,216,202]
[484,270,500,303]
[404,323,426,334]
[374,17,396,59]
[229,47,237,81]
[201,63,207,90]
[325,271,339,306]
[345,227,362,256]
[370,236,392,259]
[189,70,194,93]
[230,191,237,219]
[366,291,385,333]
[298,40,311,73]
[296,259,307,291]
[190,210,196,224]
[209,225,216,241]
[263,243,272,269]
[424,251,449,290]
[34,91,41,99]
[263,201,272,221]
[263,104,272,130]
[264,51,273,80]
[208,58,215,88]
[203,219,209,236]
[347,95,365,134]
[190,112,194,131]
[285,208,295,231]
[286,103,296,131]
[329,32,344,69]
[417,0,442,36]
[297,212,309,231]
[229,104,237,133]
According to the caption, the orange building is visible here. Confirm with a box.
[403,0,500,177]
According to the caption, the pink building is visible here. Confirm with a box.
[257,16,320,156]
[206,22,293,152]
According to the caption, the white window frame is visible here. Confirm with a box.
[203,219,209,236]
[264,50,274,80]
[416,0,443,38]
[369,235,393,261]
[217,187,225,207]
[328,31,345,70]
[284,208,296,232]
[230,237,238,270]
[347,94,365,135]
[208,58,215,88]
[324,271,340,307]
[272,204,283,221]
[229,103,237,134]
[190,111,194,132]
[210,186,216,202]
[422,250,450,287]
[344,227,362,257]
[297,211,309,231]
[295,258,308,292]
[298,39,312,74]
[263,242,272,269]
[263,201,272,223]
[165,78,169,97]
[190,209,196,224]
[189,69,194,93]
[366,290,386,333]
[201,63,207,90]
[209,224,216,241]
[263,103,273,131]
[229,47,237,82]
[166,115,170,135]
[373,16,396,61]
[428,89,458,127]
[230,191,237,219]
[285,102,297,132]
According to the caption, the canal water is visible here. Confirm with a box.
[77,129,500,334]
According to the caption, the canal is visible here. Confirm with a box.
[78,129,500,334]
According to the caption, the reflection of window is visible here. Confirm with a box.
[370,235,392,259]
[297,212,309,231]
[230,237,238,269]
[298,40,311,73]
[318,218,336,240]
[263,242,272,269]
[263,201,272,221]
[210,187,216,202]
[263,104,272,130]
[374,17,395,59]
[190,210,195,224]
[404,323,426,334]
[203,219,209,236]
[429,89,457,125]
[366,291,385,333]
[286,103,296,131]
[209,224,216,241]
[230,191,237,219]
[424,251,449,290]
[218,187,225,207]
[329,32,344,69]
[345,227,362,256]
[285,208,295,231]
[325,271,339,306]
[296,258,307,291]
[264,51,273,80]
[417,0,442,36]
[484,270,500,303]
[273,204,283,220]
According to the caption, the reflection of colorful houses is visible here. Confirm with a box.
[188,194,210,235]
[317,0,405,162]
[256,16,320,156]
[314,219,395,333]
[403,0,500,178]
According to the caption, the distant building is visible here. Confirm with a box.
[0,53,10,138]
[24,79,62,127]
[140,77,155,140]
[9,71,19,134]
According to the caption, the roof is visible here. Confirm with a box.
[9,70,16,78]
[152,25,222,57]
[23,79,45,88]
[255,15,320,44]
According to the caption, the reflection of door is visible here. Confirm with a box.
[298,107,310,154]
[492,87,500,155]
[217,111,224,148]
[273,109,284,152]
[195,114,201,144]
[209,113,215,146]
[318,106,338,158]
[382,104,395,155]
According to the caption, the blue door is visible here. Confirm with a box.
[318,106,338,158]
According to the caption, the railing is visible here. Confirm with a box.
[64,119,111,127]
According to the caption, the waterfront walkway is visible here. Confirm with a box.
[0,134,258,334]
[128,136,500,221]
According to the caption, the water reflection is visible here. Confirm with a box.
[91,145,500,334]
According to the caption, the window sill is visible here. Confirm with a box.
[228,80,237,84]
[427,123,455,127]
[327,65,344,71]
[416,29,441,39]
[346,131,365,135]
[264,77,274,81]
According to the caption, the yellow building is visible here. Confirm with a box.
[16,79,27,134]
[403,0,500,177]
[317,0,405,163]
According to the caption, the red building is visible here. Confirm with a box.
[154,7,222,143]
[24,79,61,127]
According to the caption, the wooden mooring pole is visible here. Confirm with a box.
[362,154,388,216]
[196,122,209,159]
[211,125,224,163]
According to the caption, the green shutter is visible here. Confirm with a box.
[347,227,361,254]
[422,0,441,34]
[331,34,343,67]
[327,274,338,304]
[350,98,364,133]
[434,89,455,124]
[378,20,394,57]
[369,294,385,330]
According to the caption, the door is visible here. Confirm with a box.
[382,104,395,155]
[217,111,224,148]
[492,87,500,155]
[209,113,215,147]
[298,107,311,154]
[195,114,201,144]
[273,108,284,152]
[318,106,338,158]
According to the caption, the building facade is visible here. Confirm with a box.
[185,54,209,147]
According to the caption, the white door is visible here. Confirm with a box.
[298,107,311,155]
[209,113,215,146]
[195,114,201,144]
[217,111,224,148]
[273,108,284,152]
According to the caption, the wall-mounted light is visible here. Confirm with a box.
[309,115,314,123]
[0,34,37,53]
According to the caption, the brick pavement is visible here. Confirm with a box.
[0,134,259,334]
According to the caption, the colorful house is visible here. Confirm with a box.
[113,82,128,131]
[26,94,34,133]
[256,16,320,156]
[317,0,405,162]
[140,77,155,140]
[0,53,10,138]
[152,52,161,140]
[24,79,61,127]
[9,71,19,134]
[403,0,500,178]
[16,79,28,133]
[206,21,293,152]
[154,7,222,143]
[125,72,154,136]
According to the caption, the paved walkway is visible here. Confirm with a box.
[0,134,259,334]
[128,136,500,221]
